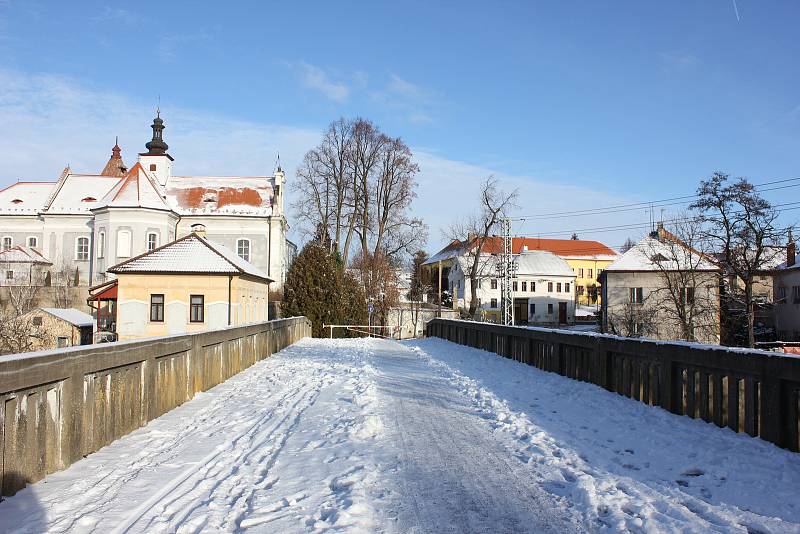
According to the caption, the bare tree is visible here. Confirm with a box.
[292,118,355,255]
[691,172,783,347]
[620,237,636,253]
[606,297,657,338]
[447,177,518,318]
[292,117,426,267]
[644,218,721,343]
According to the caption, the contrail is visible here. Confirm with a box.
[732,0,741,22]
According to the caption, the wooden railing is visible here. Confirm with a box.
[426,319,800,452]
[0,317,312,497]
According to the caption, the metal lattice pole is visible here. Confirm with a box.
[500,217,514,325]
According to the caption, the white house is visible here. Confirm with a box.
[773,234,799,341]
[448,248,576,325]
[0,113,290,296]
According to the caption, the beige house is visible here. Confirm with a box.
[23,308,94,350]
[773,236,799,341]
[102,230,273,341]
[600,229,721,344]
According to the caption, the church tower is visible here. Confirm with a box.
[138,110,173,186]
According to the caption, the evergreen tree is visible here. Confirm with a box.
[282,242,367,337]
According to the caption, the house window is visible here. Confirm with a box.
[32,316,42,326]
[5,270,13,280]
[147,232,159,251]
[190,294,205,322]
[548,282,553,292]
[630,287,644,304]
[150,294,164,322]
[149,164,157,171]
[680,287,695,305]
[565,283,570,293]
[548,303,554,314]
[237,238,251,262]
[587,269,593,279]
[490,298,498,308]
[597,269,603,277]
[76,237,90,260]
[777,286,786,302]
[2,236,11,250]
[478,279,482,289]
[531,282,536,292]
[556,283,562,293]
[27,236,38,248]
[117,229,132,258]
[521,281,527,292]
[578,268,584,278]
[57,336,69,348]
[491,279,497,290]
[512,281,518,292]
[98,231,106,258]
[529,303,535,315]
[793,286,800,304]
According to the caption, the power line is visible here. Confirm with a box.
[510,177,800,221]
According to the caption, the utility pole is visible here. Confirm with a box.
[499,217,515,325]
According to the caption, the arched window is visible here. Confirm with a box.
[75,237,90,261]
[147,232,159,251]
[117,229,132,258]
[237,238,250,262]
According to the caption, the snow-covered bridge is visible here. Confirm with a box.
[1,336,799,533]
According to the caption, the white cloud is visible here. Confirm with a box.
[0,68,644,254]
[294,62,350,103]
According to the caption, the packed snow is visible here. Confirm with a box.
[1,337,798,533]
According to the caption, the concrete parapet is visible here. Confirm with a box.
[0,316,312,497]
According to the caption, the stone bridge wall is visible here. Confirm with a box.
[0,317,311,496]
[427,319,800,453]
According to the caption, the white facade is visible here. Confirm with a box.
[0,115,290,290]
[449,250,577,325]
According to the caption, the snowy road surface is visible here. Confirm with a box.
[1,337,799,533]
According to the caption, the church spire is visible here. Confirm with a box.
[143,110,169,156]
[101,137,127,177]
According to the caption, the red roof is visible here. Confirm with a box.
[476,237,618,258]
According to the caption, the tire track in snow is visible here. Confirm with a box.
[115,371,332,533]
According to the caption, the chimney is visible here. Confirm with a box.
[788,230,796,267]
[191,223,207,238]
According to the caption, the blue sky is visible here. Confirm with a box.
[1,1,798,251]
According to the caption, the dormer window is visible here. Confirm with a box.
[11,198,22,204]
[150,164,157,171]
[81,196,97,202]
[202,193,217,203]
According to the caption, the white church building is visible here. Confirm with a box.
[0,113,291,292]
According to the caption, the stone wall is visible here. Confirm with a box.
[0,316,311,496]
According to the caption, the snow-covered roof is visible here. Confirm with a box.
[422,240,464,266]
[423,237,619,266]
[164,176,274,216]
[108,234,273,282]
[45,173,123,214]
[0,182,56,214]
[0,245,51,264]
[39,307,94,327]
[606,236,719,272]
[96,163,170,211]
[514,250,575,277]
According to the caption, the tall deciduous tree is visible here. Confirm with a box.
[691,172,783,347]
[448,177,518,318]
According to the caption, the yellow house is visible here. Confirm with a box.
[106,230,273,341]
